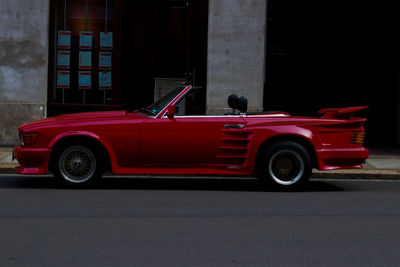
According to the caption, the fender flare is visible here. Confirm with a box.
[252,130,318,173]
[48,131,118,172]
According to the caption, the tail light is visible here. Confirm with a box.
[351,131,365,145]
[22,132,40,147]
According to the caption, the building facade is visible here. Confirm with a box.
[1,0,400,147]
[0,0,265,145]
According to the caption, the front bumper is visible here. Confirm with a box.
[13,146,52,175]
[316,147,369,171]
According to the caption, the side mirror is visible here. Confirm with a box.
[167,105,176,118]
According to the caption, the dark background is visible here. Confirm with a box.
[266,0,400,147]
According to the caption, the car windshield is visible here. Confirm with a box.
[137,86,185,117]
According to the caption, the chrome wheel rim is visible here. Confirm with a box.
[268,149,304,186]
[59,146,96,183]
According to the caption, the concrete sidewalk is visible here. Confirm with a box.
[1,147,399,179]
[0,147,16,173]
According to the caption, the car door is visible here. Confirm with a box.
[140,115,249,169]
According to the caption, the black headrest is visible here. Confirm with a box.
[237,96,248,113]
[227,94,248,113]
[228,94,238,110]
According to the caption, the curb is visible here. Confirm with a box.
[1,166,399,180]
[0,168,17,174]
[0,163,18,174]
[311,172,400,181]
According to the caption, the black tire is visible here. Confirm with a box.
[256,141,312,190]
[52,144,104,186]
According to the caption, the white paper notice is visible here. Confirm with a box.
[100,32,113,50]
[58,31,71,49]
[79,31,92,50]
[57,51,70,69]
[99,71,112,90]
[79,51,92,69]
[79,71,91,89]
[99,52,112,70]
[57,70,70,89]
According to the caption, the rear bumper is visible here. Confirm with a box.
[13,146,52,175]
[316,147,369,171]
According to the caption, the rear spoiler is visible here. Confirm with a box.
[318,106,368,119]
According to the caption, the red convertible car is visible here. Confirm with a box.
[14,85,368,189]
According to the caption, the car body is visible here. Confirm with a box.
[14,85,369,189]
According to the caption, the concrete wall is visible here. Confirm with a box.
[0,0,49,145]
[207,0,265,114]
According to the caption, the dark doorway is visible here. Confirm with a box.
[265,0,400,146]
[115,0,208,113]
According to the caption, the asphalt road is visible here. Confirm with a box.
[0,175,400,266]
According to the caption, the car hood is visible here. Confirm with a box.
[19,111,147,131]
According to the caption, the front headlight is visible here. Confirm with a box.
[21,132,40,147]
[19,131,23,146]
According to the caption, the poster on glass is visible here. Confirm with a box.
[79,71,91,89]
[58,31,71,50]
[99,71,112,90]
[57,51,70,69]
[57,70,70,89]
[79,31,92,50]
[79,51,92,70]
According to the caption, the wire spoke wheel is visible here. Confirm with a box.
[58,145,97,184]
[268,149,305,186]
[258,141,312,190]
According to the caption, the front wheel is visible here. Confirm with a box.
[53,145,102,186]
[257,141,312,190]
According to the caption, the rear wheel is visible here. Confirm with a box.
[53,145,103,186]
[257,141,312,190]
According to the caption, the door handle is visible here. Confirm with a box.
[224,124,244,129]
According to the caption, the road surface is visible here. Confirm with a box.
[0,174,399,266]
